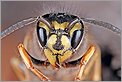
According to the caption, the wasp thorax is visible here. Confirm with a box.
[36,13,84,67]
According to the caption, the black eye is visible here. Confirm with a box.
[71,29,84,49]
[37,27,47,47]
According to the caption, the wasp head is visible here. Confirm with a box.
[37,13,84,68]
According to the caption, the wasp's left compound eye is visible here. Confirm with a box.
[71,29,84,49]
[37,26,47,47]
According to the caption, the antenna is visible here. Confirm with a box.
[1,17,39,39]
[1,16,121,39]
[81,18,121,35]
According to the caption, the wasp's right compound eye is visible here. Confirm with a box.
[37,22,47,47]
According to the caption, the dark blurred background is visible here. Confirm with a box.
[1,1,121,81]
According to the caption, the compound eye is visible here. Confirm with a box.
[71,29,84,49]
[37,27,47,47]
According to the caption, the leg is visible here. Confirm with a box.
[17,43,50,81]
[75,45,96,80]
[91,46,101,80]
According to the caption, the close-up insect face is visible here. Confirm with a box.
[1,1,121,81]
[36,13,85,67]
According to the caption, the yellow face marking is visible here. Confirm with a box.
[59,50,73,63]
[44,49,56,67]
[44,48,73,67]
[70,22,81,37]
[39,22,50,35]
[52,21,69,30]
[61,35,71,50]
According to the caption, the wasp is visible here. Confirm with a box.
[1,12,120,81]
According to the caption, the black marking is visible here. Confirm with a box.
[54,53,61,56]
[53,33,64,51]
[42,13,78,24]
[56,55,60,64]
[55,55,60,68]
